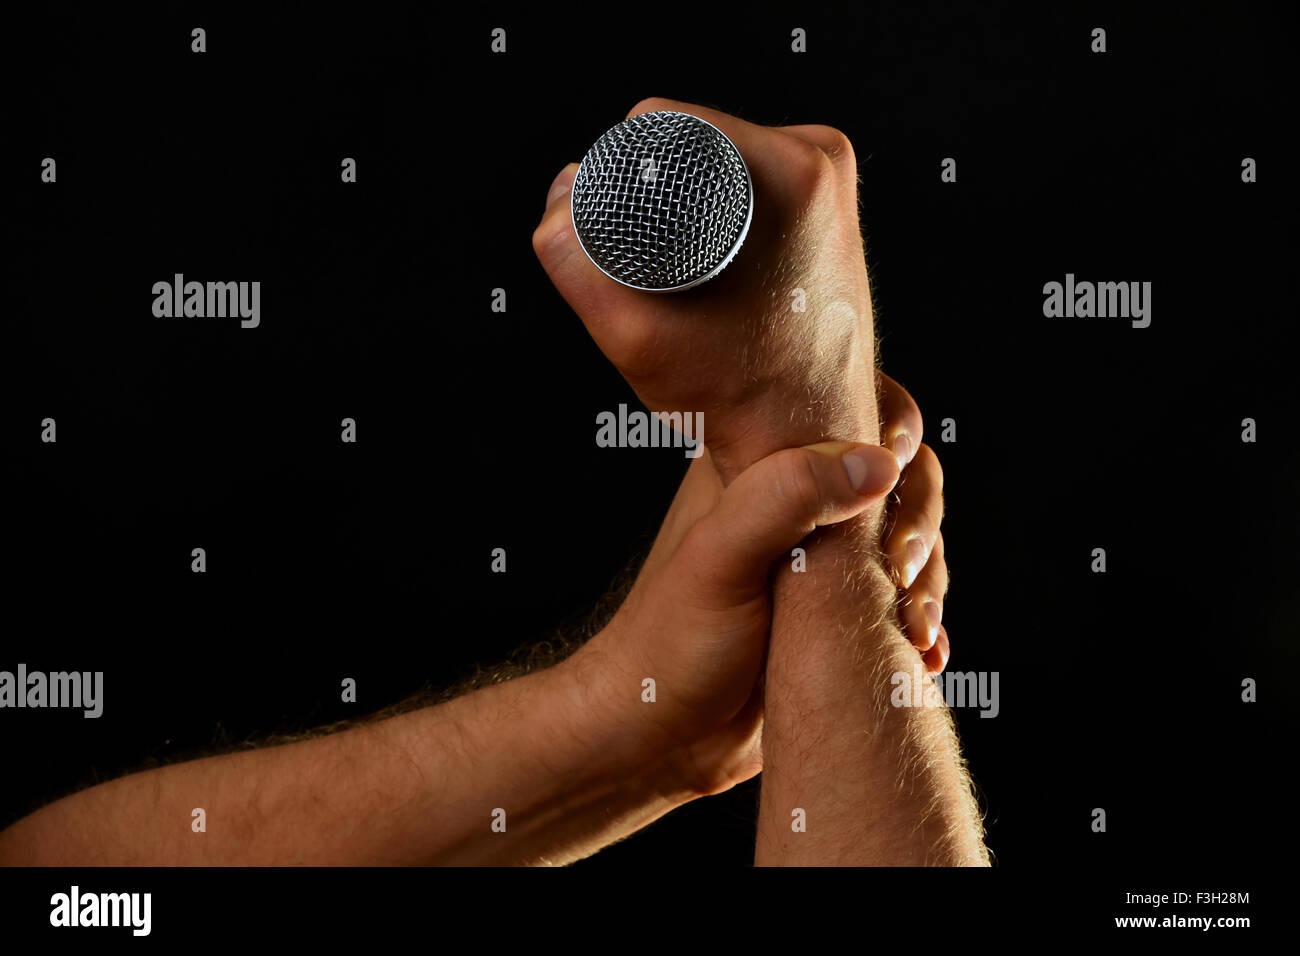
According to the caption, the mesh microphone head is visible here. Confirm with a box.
[570,110,754,292]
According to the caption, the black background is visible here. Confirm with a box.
[2,0,1294,923]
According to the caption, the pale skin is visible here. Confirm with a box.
[532,98,987,865]
[0,99,973,866]
[0,420,944,865]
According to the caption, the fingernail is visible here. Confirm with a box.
[904,536,927,586]
[893,433,911,469]
[547,167,574,206]
[842,446,896,493]
[923,601,942,642]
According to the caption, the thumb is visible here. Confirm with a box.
[676,441,899,606]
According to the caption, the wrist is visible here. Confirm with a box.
[767,518,902,677]
[399,655,695,865]
[551,632,705,806]
[705,377,881,486]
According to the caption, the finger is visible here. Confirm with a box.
[899,533,947,652]
[922,625,950,674]
[677,441,899,607]
[778,123,858,186]
[638,448,725,582]
[542,162,579,214]
[625,98,831,211]
[884,442,944,588]
[533,98,835,335]
[532,165,651,356]
[875,370,924,469]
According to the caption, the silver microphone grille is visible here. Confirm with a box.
[570,110,754,292]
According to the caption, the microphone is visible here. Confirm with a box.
[570,110,754,293]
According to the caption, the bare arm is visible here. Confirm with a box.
[533,98,988,865]
[1,436,928,865]
[0,658,693,866]
[756,519,987,865]
[0,458,714,865]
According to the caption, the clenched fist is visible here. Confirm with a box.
[535,98,880,486]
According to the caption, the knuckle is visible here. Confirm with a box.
[531,216,571,261]
[904,402,924,447]
[920,505,942,540]
[783,134,839,204]
[919,491,945,534]
[809,124,857,166]
[530,223,550,258]
[628,96,677,118]
[931,538,950,591]
[901,507,937,545]
[773,448,825,521]
[915,442,945,495]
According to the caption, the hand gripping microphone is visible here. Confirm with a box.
[570,110,754,293]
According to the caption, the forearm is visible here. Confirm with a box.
[0,653,695,866]
[706,325,985,864]
[755,518,987,865]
